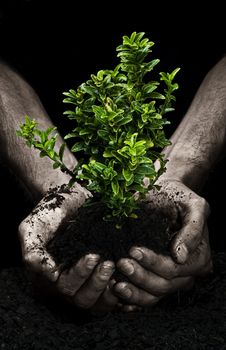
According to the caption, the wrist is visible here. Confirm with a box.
[30,170,90,204]
[156,156,209,193]
[22,148,82,203]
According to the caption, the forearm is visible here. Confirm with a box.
[160,55,226,192]
[0,61,76,202]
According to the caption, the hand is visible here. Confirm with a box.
[113,180,212,307]
[18,184,118,314]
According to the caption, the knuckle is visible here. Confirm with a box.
[191,227,202,241]
[200,196,209,211]
[195,196,210,217]
[157,279,171,295]
[97,273,112,284]
[76,263,92,280]
[143,250,157,268]
[163,267,177,280]
[92,275,109,292]
[134,272,147,286]
[94,283,106,293]
[77,269,90,280]
[197,196,206,207]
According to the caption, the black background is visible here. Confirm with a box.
[0,0,226,264]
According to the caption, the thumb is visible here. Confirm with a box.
[170,199,209,264]
[171,225,203,264]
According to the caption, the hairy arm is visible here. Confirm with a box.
[0,60,76,201]
[161,55,226,190]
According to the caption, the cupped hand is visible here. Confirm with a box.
[18,183,118,314]
[113,180,212,307]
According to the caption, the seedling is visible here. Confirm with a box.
[17,32,180,226]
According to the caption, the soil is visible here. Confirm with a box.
[1,252,226,349]
[47,201,179,281]
[1,171,226,349]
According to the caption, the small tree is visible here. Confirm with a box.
[17,32,180,226]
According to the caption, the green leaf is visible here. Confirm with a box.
[59,143,65,161]
[91,160,106,173]
[122,168,133,182]
[64,133,78,140]
[53,161,61,169]
[142,83,158,94]
[40,150,47,158]
[103,149,113,158]
[71,143,85,152]
[111,178,119,196]
[117,115,133,127]
[136,164,156,176]
[150,92,165,99]
[79,129,90,136]
[164,108,175,113]
[16,32,180,223]
[97,129,109,139]
[145,59,160,72]
[48,150,55,159]
[129,213,138,219]
[170,67,181,81]
[80,84,98,96]
[130,184,146,192]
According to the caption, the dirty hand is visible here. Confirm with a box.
[114,180,212,307]
[18,183,118,314]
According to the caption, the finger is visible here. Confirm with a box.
[151,180,210,263]
[130,246,179,278]
[23,248,59,282]
[180,227,213,276]
[57,254,100,297]
[171,199,210,263]
[73,261,115,309]
[129,241,212,279]
[117,258,194,296]
[113,282,160,307]
[91,281,119,315]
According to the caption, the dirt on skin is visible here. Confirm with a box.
[1,174,226,349]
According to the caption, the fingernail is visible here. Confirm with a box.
[86,255,99,269]
[100,262,114,275]
[120,260,134,275]
[130,248,143,261]
[176,244,188,263]
[119,285,132,298]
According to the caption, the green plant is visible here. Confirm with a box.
[17,32,180,225]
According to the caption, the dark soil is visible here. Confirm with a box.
[1,251,226,349]
[47,200,180,282]
[1,169,226,349]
